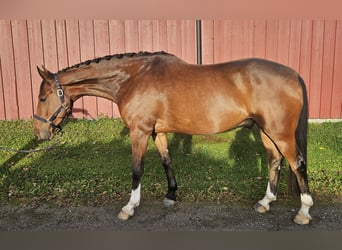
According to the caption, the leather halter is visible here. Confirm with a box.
[34,74,71,133]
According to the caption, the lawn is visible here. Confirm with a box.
[0,119,341,206]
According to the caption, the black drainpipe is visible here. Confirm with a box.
[196,20,202,65]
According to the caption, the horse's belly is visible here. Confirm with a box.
[155,109,247,135]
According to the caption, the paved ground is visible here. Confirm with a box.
[0,199,341,231]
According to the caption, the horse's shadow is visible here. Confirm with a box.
[166,126,269,200]
[228,127,268,178]
[0,122,269,204]
[169,134,193,155]
[1,139,42,171]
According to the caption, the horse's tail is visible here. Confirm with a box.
[287,74,308,196]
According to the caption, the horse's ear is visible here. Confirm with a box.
[37,65,54,82]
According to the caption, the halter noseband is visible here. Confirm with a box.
[34,73,71,133]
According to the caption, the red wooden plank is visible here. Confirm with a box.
[66,20,81,66]
[0,20,18,119]
[181,20,196,64]
[320,20,337,118]
[288,20,302,72]
[167,20,182,58]
[138,20,153,51]
[253,20,266,58]
[94,20,112,118]
[309,20,324,118]
[213,20,232,63]
[331,20,342,118]
[201,20,214,64]
[223,20,233,62]
[213,20,222,63]
[27,20,44,118]
[41,20,58,72]
[152,20,168,52]
[11,20,33,119]
[299,20,312,99]
[231,20,244,61]
[55,20,68,70]
[242,20,254,58]
[223,20,232,62]
[277,20,291,65]
[66,20,83,118]
[265,20,278,61]
[0,57,5,119]
[109,20,125,54]
[109,20,125,118]
[79,20,97,119]
[124,20,139,52]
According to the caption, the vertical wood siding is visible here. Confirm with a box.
[202,20,342,119]
[0,20,341,120]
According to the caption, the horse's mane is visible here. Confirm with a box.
[59,51,171,73]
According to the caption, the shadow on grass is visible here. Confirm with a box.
[229,127,268,180]
[0,124,273,205]
[168,126,269,202]
[1,139,42,169]
[170,134,193,155]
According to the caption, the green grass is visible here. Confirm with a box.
[0,119,341,206]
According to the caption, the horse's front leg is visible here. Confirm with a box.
[118,129,150,220]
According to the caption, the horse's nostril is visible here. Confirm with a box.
[36,130,52,141]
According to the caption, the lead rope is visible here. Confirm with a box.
[0,143,60,153]
[0,136,63,153]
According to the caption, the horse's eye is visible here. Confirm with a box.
[39,96,47,102]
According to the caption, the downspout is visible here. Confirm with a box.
[196,20,202,65]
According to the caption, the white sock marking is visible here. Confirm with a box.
[121,183,141,216]
[298,193,313,219]
[258,182,277,211]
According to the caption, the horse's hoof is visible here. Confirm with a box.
[254,202,268,213]
[293,213,311,225]
[117,210,131,220]
[163,198,176,207]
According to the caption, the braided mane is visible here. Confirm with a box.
[60,51,170,73]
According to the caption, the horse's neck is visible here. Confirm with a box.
[60,64,132,103]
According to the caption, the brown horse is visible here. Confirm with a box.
[33,51,313,225]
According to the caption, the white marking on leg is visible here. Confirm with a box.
[258,182,277,211]
[298,193,313,219]
[121,183,141,216]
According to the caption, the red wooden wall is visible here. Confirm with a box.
[0,20,341,120]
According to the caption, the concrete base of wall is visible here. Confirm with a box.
[309,119,342,123]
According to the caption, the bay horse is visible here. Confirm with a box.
[33,51,313,225]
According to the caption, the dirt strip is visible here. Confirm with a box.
[0,199,341,231]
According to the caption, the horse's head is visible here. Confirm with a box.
[33,66,72,140]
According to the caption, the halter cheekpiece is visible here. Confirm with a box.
[33,73,71,133]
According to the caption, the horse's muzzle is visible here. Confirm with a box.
[35,129,53,141]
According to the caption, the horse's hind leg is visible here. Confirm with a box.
[259,132,313,225]
[255,130,283,213]
[153,133,178,206]
[281,142,313,225]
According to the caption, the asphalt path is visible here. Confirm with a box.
[0,199,341,231]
